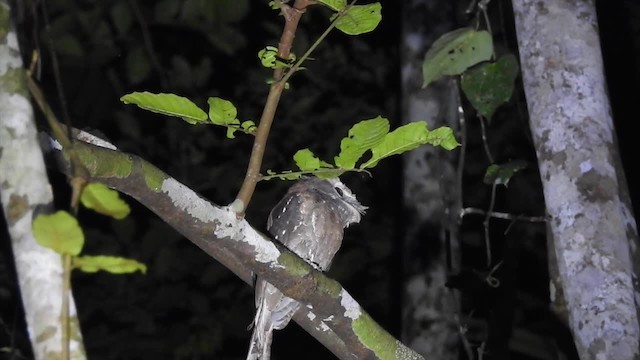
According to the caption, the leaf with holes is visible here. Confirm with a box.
[422,28,493,88]
[333,3,382,35]
[461,54,519,120]
[334,116,389,169]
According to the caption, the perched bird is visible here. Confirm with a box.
[246,177,366,360]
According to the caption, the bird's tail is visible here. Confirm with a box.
[246,297,273,360]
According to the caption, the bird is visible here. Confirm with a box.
[246,177,366,360]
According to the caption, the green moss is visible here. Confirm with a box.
[278,252,311,277]
[353,314,398,359]
[316,274,342,296]
[141,160,166,192]
[0,68,28,97]
[76,146,132,178]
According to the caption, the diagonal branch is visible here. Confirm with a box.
[43,135,424,360]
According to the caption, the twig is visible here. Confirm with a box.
[234,0,358,213]
[460,207,546,223]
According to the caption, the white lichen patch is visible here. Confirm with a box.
[240,224,281,264]
[306,311,316,321]
[162,178,221,223]
[340,288,361,319]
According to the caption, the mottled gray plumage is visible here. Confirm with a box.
[246,177,366,360]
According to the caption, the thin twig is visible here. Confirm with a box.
[460,207,547,223]
[483,182,497,267]
[478,115,494,164]
[234,0,357,213]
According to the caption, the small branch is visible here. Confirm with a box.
[478,115,494,164]
[460,207,547,223]
[483,182,497,266]
[235,0,358,213]
[234,0,313,213]
[46,137,424,360]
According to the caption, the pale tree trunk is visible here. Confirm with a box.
[0,1,86,359]
[400,1,461,358]
[512,0,640,358]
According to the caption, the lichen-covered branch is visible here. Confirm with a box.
[44,137,424,360]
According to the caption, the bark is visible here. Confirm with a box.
[43,135,425,360]
[0,2,86,359]
[400,0,461,358]
[512,0,640,358]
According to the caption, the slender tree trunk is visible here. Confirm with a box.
[512,0,640,358]
[400,1,461,358]
[0,2,86,358]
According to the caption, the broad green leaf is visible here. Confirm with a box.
[484,160,527,186]
[294,149,332,171]
[334,116,389,169]
[333,3,382,35]
[317,0,347,11]
[208,97,238,125]
[81,182,130,220]
[425,126,461,151]
[422,28,493,88]
[32,211,84,256]
[362,122,429,169]
[120,92,208,124]
[74,255,147,274]
[461,54,519,120]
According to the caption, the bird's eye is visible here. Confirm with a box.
[335,186,344,197]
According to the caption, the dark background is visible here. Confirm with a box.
[1,0,638,359]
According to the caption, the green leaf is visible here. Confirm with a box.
[361,122,459,169]
[225,119,241,139]
[73,255,147,274]
[333,3,382,35]
[422,28,493,88]
[80,182,131,220]
[120,92,208,124]
[294,149,333,171]
[483,160,527,186]
[208,97,238,125]
[461,54,519,120]
[317,0,347,11]
[32,211,84,255]
[241,120,256,133]
[425,126,461,151]
[334,116,389,169]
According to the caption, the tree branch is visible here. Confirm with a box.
[43,136,424,360]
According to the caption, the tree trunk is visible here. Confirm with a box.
[0,2,86,359]
[512,0,640,358]
[400,1,461,358]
